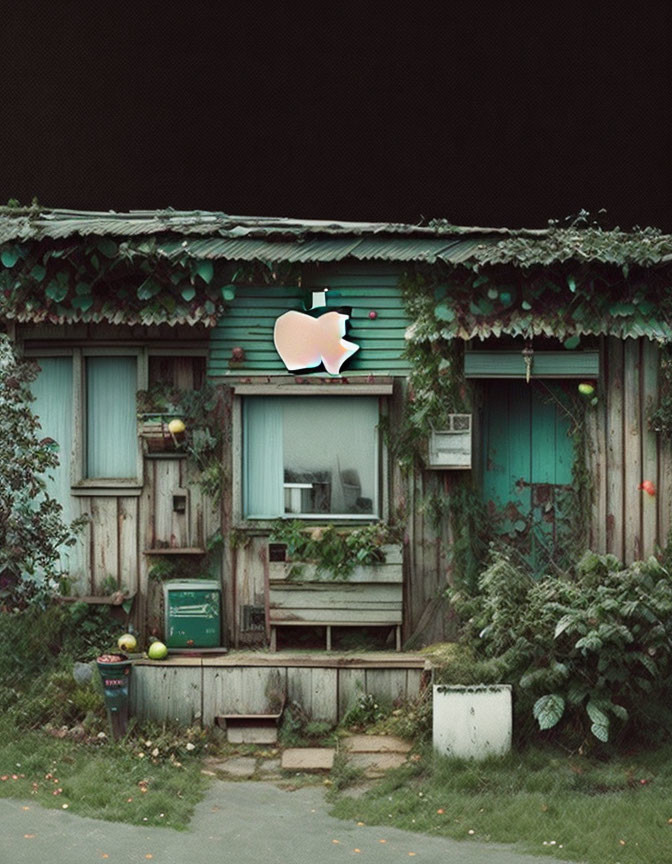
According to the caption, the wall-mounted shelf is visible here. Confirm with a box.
[143,548,207,556]
[57,592,136,606]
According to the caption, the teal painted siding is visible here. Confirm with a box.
[464,350,600,378]
[208,265,410,377]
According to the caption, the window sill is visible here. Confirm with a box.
[71,481,143,497]
[234,516,382,532]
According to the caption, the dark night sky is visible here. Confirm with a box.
[0,3,670,229]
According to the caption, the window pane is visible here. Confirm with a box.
[86,357,137,479]
[31,357,73,521]
[243,398,285,518]
[244,396,379,518]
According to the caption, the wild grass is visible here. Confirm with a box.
[0,718,208,829]
[330,743,672,864]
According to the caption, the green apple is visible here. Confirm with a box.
[147,640,168,661]
[578,382,595,397]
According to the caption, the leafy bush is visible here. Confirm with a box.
[0,336,84,606]
[0,602,121,731]
[448,550,672,747]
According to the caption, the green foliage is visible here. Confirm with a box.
[0,602,123,734]
[330,741,672,864]
[137,382,225,503]
[278,702,335,747]
[448,549,672,747]
[0,337,84,606]
[0,232,299,327]
[341,692,390,728]
[649,344,672,435]
[387,274,470,471]
[0,715,208,830]
[269,519,402,581]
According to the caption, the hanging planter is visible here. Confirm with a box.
[138,413,185,453]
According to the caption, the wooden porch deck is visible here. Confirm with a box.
[130,650,428,727]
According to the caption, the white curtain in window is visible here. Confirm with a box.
[31,357,73,522]
[244,398,284,517]
[87,357,137,479]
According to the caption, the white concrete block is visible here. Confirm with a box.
[432,684,512,760]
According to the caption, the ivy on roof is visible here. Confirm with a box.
[0,237,257,326]
[406,259,672,345]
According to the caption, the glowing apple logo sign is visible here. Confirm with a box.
[273,309,359,375]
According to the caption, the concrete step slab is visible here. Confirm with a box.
[348,752,408,778]
[226,724,278,745]
[207,756,258,778]
[341,734,412,753]
[281,748,335,772]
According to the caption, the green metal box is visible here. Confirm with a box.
[163,579,222,648]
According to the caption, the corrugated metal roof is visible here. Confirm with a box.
[1,208,671,267]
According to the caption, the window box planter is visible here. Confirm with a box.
[432,684,512,760]
[426,415,472,470]
[138,413,184,453]
[268,543,403,651]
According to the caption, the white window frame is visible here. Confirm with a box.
[232,384,391,527]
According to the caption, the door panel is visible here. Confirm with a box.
[481,380,574,574]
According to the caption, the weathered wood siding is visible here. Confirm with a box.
[208,264,410,377]
[132,654,425,726]
[588,336,669,559]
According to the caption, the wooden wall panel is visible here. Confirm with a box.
[623,340,642,561]
[131,666,202,725]
[642,340,659,556]
[118,497,139,595]
[606,339,625,559]
[202,666,285,725]
[89,497,119,593]
[586,337,666,562]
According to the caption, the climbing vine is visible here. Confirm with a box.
[649,345,672,436]
[0,234,301,327]
[394,269,595,587]
[137,382,225,502]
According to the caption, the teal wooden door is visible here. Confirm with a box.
[481,380,574,574]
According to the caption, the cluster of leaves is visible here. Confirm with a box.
[269,519,402,581]
[341,692,390,728]
[649,344,672,436]
[407,261,672,345]
[449,550,672,748]
[427,211,672,267]
[0,602,121,731]
[137,382,225,502]
[387,274,470,472]
[0,237,273,326]
[0,336,84,606]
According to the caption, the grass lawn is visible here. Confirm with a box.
[330,744,672,864]
[0,719,209,830]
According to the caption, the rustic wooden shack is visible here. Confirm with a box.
[2,208,672,721]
